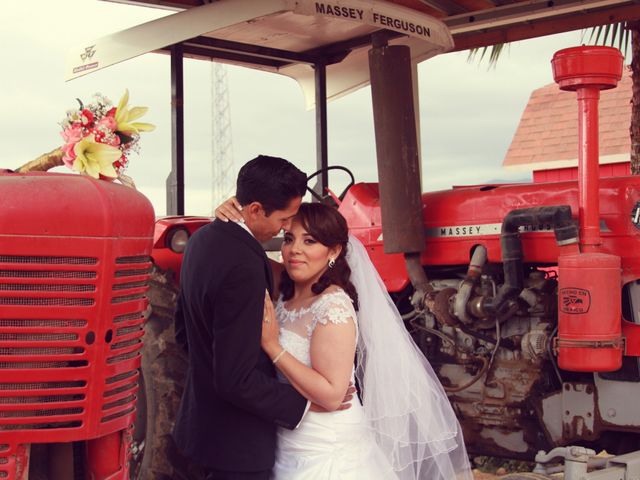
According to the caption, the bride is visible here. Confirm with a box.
[218,201,472,479]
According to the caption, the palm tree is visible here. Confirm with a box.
[469,22,640,173]
[586,21,639,173]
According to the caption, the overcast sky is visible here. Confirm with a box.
[2,0,603,216]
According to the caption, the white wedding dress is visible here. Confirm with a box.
[272,289,397,480]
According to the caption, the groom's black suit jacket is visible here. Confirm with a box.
[173,220,307,472]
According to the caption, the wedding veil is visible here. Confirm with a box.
[347,235,473,480]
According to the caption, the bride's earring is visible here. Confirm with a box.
[328,258,336,268]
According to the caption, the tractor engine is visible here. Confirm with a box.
[340,178,640,458]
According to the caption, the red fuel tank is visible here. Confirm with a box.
[557,252,623,371]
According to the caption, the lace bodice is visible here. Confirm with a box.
[275,289,357,369]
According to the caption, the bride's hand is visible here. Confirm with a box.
[214,196,243,222]
[310,384,356,412]
[261,291,281,357]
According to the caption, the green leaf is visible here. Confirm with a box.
[584,21,631,61]
[467,44,508,70]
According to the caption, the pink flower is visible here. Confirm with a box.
[61,141,77,168]
[97,115,117,132]
[60,125,85,168]
[61,125,83,144]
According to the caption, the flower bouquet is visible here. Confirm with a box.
[16,90,154,187]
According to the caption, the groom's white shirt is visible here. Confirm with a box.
[235,220,310,428]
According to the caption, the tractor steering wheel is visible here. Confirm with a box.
[306,166,355,203]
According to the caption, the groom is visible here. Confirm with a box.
[173,155,310,480]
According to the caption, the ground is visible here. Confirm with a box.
[471,457,542,479]
[474,470,502,479]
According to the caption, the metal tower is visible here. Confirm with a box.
[211,62,235,212]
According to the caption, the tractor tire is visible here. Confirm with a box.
[132,266,206,480]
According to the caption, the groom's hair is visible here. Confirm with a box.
[236,155,307,215]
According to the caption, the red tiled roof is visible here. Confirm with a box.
[503,68,632,171]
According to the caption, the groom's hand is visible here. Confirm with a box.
[309,384,356,412]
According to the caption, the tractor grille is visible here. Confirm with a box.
[0,284,95,293]
[0,444,9,479]
[0,254,95,433]
[111,293,146,304]
[0,319,86,328]
[113,313,144,324]
[0,252,151,437]
[112,281,148,291]
[0,298,94,306]
[0,271,96,279]
[0,256,97,265]
[115,256,149,264]
[114,267,151,278]
[100,255,150,425]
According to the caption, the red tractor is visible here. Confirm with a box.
[149,46,640,479]
[0,172,155,479]
[4,0,640,477]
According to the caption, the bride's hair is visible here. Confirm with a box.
[279,203,359,310]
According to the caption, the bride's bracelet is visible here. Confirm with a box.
[272,349,287,365]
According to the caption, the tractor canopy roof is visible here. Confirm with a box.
[67,0,638,107]
[66,0,453,107]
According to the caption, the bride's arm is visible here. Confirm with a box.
[261,297,356,412]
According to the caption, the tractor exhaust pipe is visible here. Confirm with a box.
[551,47,624,252]
[368,36,431,301]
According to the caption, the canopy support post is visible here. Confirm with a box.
[167,44,185,215]
[313,62,329,201]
